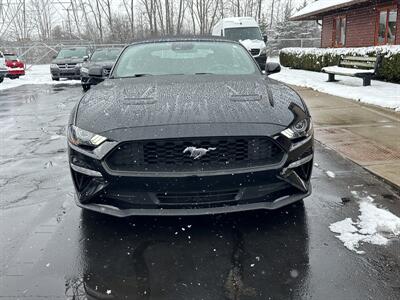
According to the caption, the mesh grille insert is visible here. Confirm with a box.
[105,136,284,172]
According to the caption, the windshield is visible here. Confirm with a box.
[224,27,262,41]
[90,48,122,62]
[113,41,257,78]
[56,47,88,59]
[4,54,18,60]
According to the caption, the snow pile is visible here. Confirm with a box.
[326,170,336,178]
[329,197,400,254]
[291,0,362,20]
[0,64,80,91]
[281,45,400,58]
[269,58,400,111]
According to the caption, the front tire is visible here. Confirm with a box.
[52,76,60,81]
[82,84,90,91]
[0,77,3,83]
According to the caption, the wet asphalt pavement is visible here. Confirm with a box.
[0,84,400,300]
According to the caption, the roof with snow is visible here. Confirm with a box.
[290,0,370,21]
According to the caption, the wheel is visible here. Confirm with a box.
[0,77,3,83]
[82,84,90,91]
[52,76,60,81]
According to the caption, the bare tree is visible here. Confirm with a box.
[122,0,135,39]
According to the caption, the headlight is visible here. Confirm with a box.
[260,47,267,55]
[281,118,313,139]
[50,64,58,68]
[80,67,89,74]
[76,63,82,68]
[67,125,107,148]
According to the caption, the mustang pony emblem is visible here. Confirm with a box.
[183,146,216,159]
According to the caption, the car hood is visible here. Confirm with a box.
[239,39,266,50]
[84,61,114,69]
[74,75,305,141]
[52,57,85,64]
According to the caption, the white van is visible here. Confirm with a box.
[212,17,267,69]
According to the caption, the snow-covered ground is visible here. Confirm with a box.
[329,193,400,254]
[269,57,400,111]
[0,64,80,91]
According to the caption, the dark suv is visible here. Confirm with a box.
[80,47,122,91]
[50,47,90,81]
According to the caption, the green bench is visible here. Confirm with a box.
[322,55,382,86]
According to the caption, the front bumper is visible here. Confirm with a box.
[7,67,25,76]
[75,188,310,217]
[51,67,81,79]
[68,134,313,217]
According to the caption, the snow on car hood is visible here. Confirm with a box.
[74,75,305,141]
[239,39,266,51]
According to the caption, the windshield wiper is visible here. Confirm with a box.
[114,74,152,79]
[194,72,215,75]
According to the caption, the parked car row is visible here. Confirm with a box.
[0,51,25,83]
[50,46,123,91]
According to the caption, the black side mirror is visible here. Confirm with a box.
[52,55,57,59]
[263,35,268,43]
[265,62,281,74]
[83,56,89,62]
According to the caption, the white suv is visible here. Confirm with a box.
[0,51,7,83]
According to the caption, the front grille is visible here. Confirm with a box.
[57,63,77,69]
[250,49,260,56]
[156,189,240,204]
[105,137,284,172]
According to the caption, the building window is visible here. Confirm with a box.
[333,16,346,47]
[376,7,397,45]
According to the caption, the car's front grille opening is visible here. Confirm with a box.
[294,160,313,181]
[105,136,285,172]
[72,171,92,192]
[57,63,77,68]
[156,189,240,205]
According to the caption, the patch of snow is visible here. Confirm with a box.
[329,197,400,254]
[269,57,400,111]
[290,269,299,278]
[280,45,400,57]
[0,64,80,91]
[326,170,336,178]
[322,66,374,75]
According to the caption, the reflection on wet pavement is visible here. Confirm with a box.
[66,205,307,299]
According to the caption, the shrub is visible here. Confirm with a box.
[279,45,400,83]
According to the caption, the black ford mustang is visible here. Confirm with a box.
[67,37,313,217]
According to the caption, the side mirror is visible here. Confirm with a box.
[83,56,89,62]
[52,55,57,59]
[263,35,268,43]
[265,62,281,75]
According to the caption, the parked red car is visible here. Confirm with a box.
[4,53,25,79]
